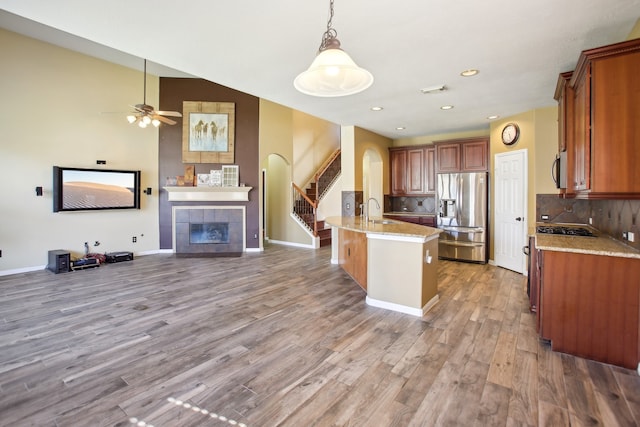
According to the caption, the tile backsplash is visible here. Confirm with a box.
[387,196,437,214]
[536,194,640,250]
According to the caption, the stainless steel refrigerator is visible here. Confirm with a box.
[437,172,488,263]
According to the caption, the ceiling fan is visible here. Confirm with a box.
[127,59,182,127]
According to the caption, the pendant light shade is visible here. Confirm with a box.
[294,0,373,97]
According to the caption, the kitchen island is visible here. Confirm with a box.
[325,216,442,317]
[530,225,640,370]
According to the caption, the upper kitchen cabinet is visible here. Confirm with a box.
[563,38,640,198]
[435,137,489,173]
[389,145,436,196]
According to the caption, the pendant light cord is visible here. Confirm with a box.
[319,0,339,51]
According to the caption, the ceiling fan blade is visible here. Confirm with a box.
[155,110,182,117]
[154,115,177,125]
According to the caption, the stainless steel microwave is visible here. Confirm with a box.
[552,151,567,189]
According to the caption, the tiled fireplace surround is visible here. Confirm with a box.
[173,206,245,256]
[536,194,640,251]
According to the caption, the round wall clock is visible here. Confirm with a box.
[501,123,520,145]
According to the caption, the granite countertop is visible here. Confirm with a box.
[384,211,436,217]
[325,216,442,241]
[532,224,640,259]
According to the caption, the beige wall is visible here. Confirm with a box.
[628,18,640,39]
[489,107,559,260]
[0,29,160,272]
[259,99,340,246]
[354,127,393,193]
[393,129,490,147]
[292,111,340,186]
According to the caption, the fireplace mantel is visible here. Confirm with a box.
[164,186,252,202]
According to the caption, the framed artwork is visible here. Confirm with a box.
[210,170,222,187]
[182,101,235,163]
[222,165,239,187]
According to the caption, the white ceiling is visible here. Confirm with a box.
[1,1,639,139]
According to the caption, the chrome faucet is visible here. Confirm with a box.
[364,197,380,223]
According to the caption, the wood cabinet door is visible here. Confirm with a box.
[540,250,640,369]
[390,149,408,195]
[425,147,436,193]
[406,148,426,194]
[436,143,461,173]
[338,228,367,290]
[573,67,590,191]
[591,53,640,193]
[461,140,488,171]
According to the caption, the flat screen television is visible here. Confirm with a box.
[53,166,141,212]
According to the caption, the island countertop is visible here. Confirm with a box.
[325,216,442,242]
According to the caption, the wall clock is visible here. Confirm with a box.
[501,123,520,145]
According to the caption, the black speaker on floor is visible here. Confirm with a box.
[47,250,70,274]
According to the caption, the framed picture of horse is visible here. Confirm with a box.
[182,101,235,163]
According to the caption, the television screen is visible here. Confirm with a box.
[53,166,141,212]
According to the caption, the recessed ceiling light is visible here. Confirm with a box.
[440,105,454,110]
[396,127,406,130]
[371,106,383,111]
[487,115,499,120]
[460,69,479,77]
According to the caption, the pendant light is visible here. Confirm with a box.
[294,0,373,97]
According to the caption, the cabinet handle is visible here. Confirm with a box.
[348,248,350,257]
[516,217,523,221]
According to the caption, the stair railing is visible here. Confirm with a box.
[292,183,318,236]
[314,149,341,201]
[292,148,341,238]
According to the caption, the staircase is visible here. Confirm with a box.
[292,150,341,247]
[297,183,332,247]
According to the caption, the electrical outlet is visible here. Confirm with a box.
[623,232,628,240]
[132,236,137,243]
[541,214,549,220]
[629,232,635,242]
[589,217,593,225]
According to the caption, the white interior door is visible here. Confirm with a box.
[494,149,527,273]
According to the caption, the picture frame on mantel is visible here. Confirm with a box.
[182,101,235,163]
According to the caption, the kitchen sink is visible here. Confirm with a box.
[371,219,395,225]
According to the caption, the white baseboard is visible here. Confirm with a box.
[366,294,439,317]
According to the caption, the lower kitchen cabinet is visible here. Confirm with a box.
[338,228,367,290]
[538,250,640,369]
[384,214,436,227]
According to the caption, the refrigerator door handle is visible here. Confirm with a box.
[456,175,463,224]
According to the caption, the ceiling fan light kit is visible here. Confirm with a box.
[294,0,373,97]
[127,59,182,128]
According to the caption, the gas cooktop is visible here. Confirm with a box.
[536,225,594,237]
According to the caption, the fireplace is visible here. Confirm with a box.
[190,223,229,244]
[173,206,245,256]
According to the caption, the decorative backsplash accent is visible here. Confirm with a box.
[536,194,640,250]
[341,191,363,217]
[387,196,437,214]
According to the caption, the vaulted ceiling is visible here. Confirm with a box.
[1,1,638,139]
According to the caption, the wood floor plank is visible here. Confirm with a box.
[474,382,511,426]
[487,330,518,389]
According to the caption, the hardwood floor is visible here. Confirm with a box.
[1,245,639,426]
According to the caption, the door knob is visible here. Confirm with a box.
[515,217,523,221]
